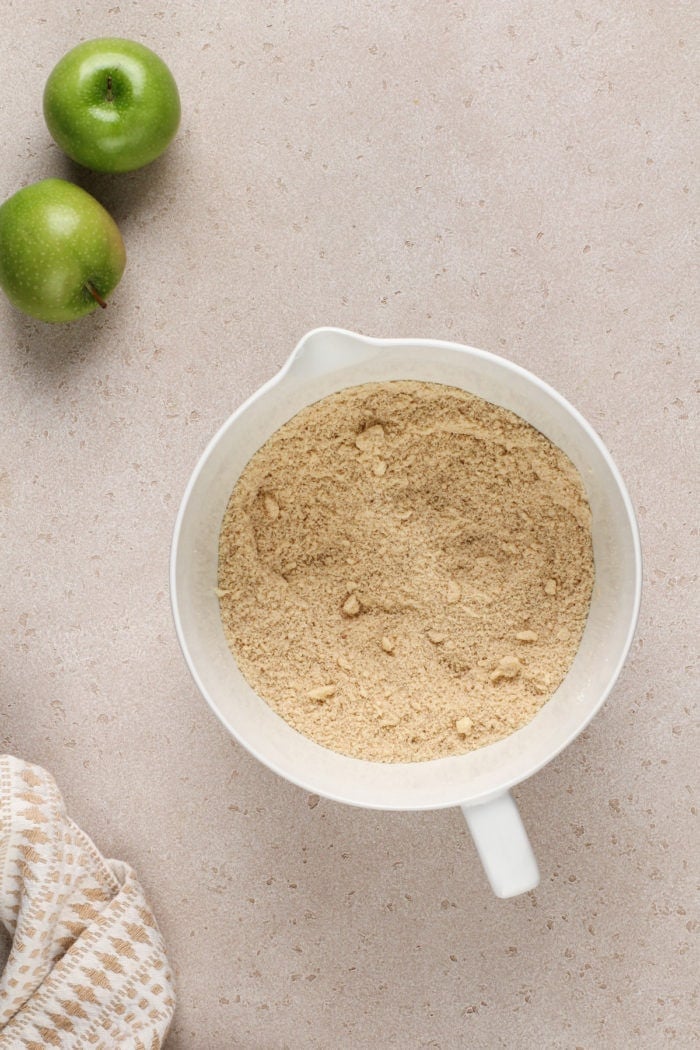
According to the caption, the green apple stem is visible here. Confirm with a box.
[86,282,107,309]
[106,74,114,102]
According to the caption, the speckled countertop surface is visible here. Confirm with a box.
[1,2,697,1048]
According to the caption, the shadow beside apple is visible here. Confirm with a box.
[51,142,184,228]
[3,295,122,382]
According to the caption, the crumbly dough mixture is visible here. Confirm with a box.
[217,381,594,763]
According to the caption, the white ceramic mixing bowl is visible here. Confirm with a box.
[170,328,642,898]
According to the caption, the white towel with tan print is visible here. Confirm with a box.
[0,755,175,1048]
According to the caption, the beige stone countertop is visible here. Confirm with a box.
[0,3,696,1048]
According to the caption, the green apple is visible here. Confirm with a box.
[0,179,126,323]
[43,37,181,173]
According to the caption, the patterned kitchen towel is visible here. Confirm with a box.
[0,754,175,1048]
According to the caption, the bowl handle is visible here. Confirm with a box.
[461,792,540,898]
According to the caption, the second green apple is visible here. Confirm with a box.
[43,37,181,173]
[0,179,126,323]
